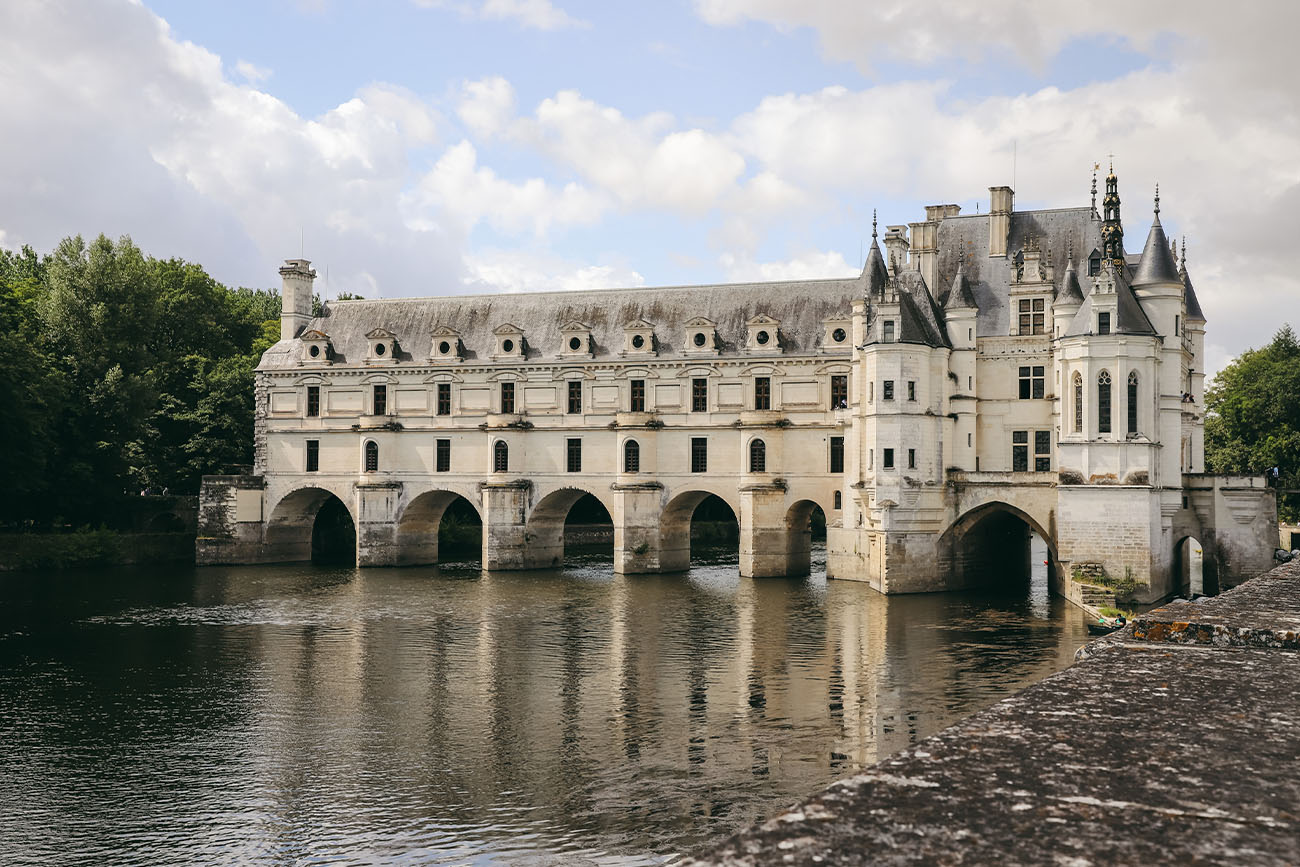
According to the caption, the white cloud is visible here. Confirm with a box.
[234,59,270,84]
[719,249,856,283]
[457,76,517,138]
[415,0,587,31]
[464,248,644,293]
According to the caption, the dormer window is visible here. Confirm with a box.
[492,323,526,360]
[299,329,332,365]
[365,327,398,363]
[430,325,463,362]
[822,318,851,351]
[623,318,656,356]
[559,321,593,358]
[745,314,782,354]
[1088,249,1102,277]
[1017,298,1046,335]
[683,317,719,356]
[1098,312,1111,335]
[882,320,896,343]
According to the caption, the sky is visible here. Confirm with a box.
[1,0,1297,378]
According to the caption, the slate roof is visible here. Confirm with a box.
[944,262,978,310]
[1131,213,1182,286]
[1063,263,1158,337]
[1057,255,1086,304]
[1183,268,1206,322]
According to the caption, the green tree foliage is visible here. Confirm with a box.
[0,234,285,528]
[1205,325,1300,521]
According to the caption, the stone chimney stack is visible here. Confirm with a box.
[988,186,1014,258]
[883,225,910,274]
[279,258,316,341]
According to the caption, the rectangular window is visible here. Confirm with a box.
[1012,430,1029,472]
[1127,375,1139,435]
[691,378,708,412]
[908,448,916,469]
[691,437,708,473]
[1018,298,1046,335]
[436,439,450,473]
[566,438,582,473]
[882,320,895,343]
[907,380,916,401]
[437,383,451,416]
[1018,366,1045,400]
[1098,375,1112,434]
[883,380,894,401]
[754,376,771,410]
[1035,430,1051,472]
[500,381,515,414]
[830,374,848,409]
[869,381,874,403]
[869,448,874,470]
[883,448,894,469]
[372,385,387,416]
[305,439,319,472]
[630,379,645,412]
[829,436,844,473]
[568,380,582,414]
[306,386,320,418]
[1098,312,1111,335]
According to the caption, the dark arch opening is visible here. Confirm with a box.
[525,489,614,569]
[266,488,356,565]
[563,493,614,565]
[312,496,356,565]
[394,490,483,568]
[1173,535,1216,598]
[941,504,1054,600]
[661,492,739,571]
[783,500,828,577]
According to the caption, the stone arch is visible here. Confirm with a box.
[394,487,484,567]
[525,485,616,568]
[938,501,1057,591]
[265,485,358,564]
[783,498,830,577]
[1173,533,1218,598]
[659,487,741,572]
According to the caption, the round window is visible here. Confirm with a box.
[502,338,514,353]
[631,334,645,349]
[693,332,707,347]
[375,343,386,356]
[309,345,320,358]
[438,340,451,355]
[756,330,770,345]
[832,327,846,343]
[569,336,582,351]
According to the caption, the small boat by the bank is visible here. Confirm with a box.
[1087,615,1126,635]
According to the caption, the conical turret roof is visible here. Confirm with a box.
[1057,251,1085,304]
[1180,252,1206,322]
[1131,193,1181,286]
[862,238,888,297]
[943,262,977,310]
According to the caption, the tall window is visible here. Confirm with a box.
[364,440,379,472]
[1019,366,1045,400]
[1012,430,1029,471]
[566,438,582,472]
[630,379,645,412]
[1098,371,1113,434]
[306,386,320,418]
[883,380,894,401]
[306,439,319,472]
[749,439,766,473]
[372,385,387,416]
[493,440,509,472]
[436,439,450,472]
[1035,431,1051,471]
[1073,372,1083,433]
[907,380,916,401]
[1018,298,1045,335]
[908,448,916,469]
[882,448,894,469]
[690,437,708,473]
[830,436,844,473]
[833,490,842,510]
[691,378,707,412]
[1127,371,1139,435]
[882,320,895,343]
[568,380,582,414]
[437,383,451,416]
[830,374,848,409]
[1098,312,1111,335]
[754,376,771,410]
[623,440,640,473]
[500,381,515,414]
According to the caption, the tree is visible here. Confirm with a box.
[1205,324,1300,521]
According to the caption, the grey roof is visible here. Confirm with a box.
[896,270,951,348]
[1131,213,1181,286]
[1064,263,1158,337]
[943,262,978,310]
[862,238,888,297]
[1057,255,1085,304]
[258,277,861,370]
[1182,267,1206,321]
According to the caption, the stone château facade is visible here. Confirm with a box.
[198,171,1277,600]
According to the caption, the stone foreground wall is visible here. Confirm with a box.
[688,560,1300,866]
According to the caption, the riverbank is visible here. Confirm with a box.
[689,559,1300,866]
[0,530,196,571]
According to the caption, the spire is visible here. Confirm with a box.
[944,261,978,311]
[1100,161,1124,267]
[1131,187,1180,286]
[861,208,888,297]
[1090,163,1099,215]
[1180,236,1206,321]
[1057,242,1085,304]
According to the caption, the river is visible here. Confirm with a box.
[0,544,1088,864]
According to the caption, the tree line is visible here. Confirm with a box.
[0,234,1295,530]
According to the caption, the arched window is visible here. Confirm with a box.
[749,438,766,473]
[493,440,509,473]
[1098,371,1112,434]
[623,439,640,473]
[833,490,842,510]
[1072,372,1083,433]
[1127,371,1139,435]
[364,440,379,472]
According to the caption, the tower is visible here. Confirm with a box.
[280,259,316,342]
[1100,164,1124,267]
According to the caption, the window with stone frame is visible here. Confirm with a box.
[1073,372,1083,433]
[882,320,895,343]
[749,439,766,473]
[500,381,515,414]
[883,380,894,401]
[437,383,451,416]
[306,386,320,418]
[1098,312,1111,335]
[830,436,844,473]
[754,376,771,410]
[1018,298,1046,335]
[1035,431,1051,471]
[372,385,387,416]
[907,380,916,401]
[908,448,916,469]
[834,490,842,510]
[1018,365,1045,400]
[1127,371,1139,435]
[566,438,582,473]
[691,437,707,473]
[883,448,894,469]
[493,440,509,472]
[630,379,646,413]
[436,438,450,473]
[306,439,319,472]
[1098,371,1113,433]
[1012,430,1029,471]
[568,380,582,414]
[691,378,707,412]
[830,374,848,409]
[623,440,640,473]
[365,440,379,472]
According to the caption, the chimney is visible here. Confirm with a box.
[279,258,316,341]
[883,225,910,274]
[988,186,1013,258]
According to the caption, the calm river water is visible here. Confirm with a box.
[0,546,1088,865]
